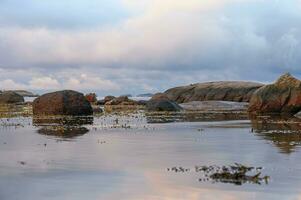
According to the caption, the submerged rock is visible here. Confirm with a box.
[165,81,264,103]
[180,101,249,111]
[0,91,24,104]
[248,73,301,114]
[33,90,93,116]
[146,93,182,112]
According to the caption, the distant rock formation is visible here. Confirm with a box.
[165,81,264,103]
[0,91,24,104]
[248,73,301,114]
[33,90,93,116]
[6,90,38,97]
[146,93,183,112]
[120,94,132,97]
[105,96,138,106]
[137,93,153,97]
[97,96,115,105]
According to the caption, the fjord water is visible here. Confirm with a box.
[1,111,301,199]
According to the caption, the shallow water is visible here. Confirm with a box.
[1,110,301,199]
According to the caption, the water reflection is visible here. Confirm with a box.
[251,115,301,154]
[32,116,93,126]
[33,116,93,139]
[37,126,89,139]
[146,111,248,123]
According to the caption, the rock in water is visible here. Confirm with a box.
[33,90,93,116]
[146,93,183,112]
[165,81,264,103]
[0,91,24,104]
[248,73,301,114]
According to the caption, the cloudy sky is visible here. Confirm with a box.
[0,0,301,96]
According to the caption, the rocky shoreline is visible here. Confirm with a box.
[1,73,301,116]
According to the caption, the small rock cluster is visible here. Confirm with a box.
[168,163,269,185]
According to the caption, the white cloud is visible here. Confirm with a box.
[29,77,61,90]
[0,0,300,94]
[0,0,261,67]
[64,73,120,91]
[0,68,120,93]
[123,0,258,14]
[0,79,26,90]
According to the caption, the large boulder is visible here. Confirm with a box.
[146,93,183,112]
[248,73,301,114]
[0,91,24,104]
[165,81,264,103]
[33,90,93,116]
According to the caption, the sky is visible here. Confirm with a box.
[0,0,301,96]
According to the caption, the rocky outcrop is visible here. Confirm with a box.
[0,91,24,104]
[146,93,183,112]
[248,73,301,114]
[33,90,93,116]
[7,90,38,97]
[165,81,264,103]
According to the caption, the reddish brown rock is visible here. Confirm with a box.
[165,81,264,103]
[150,93,170,101]
[33,90,93,116]
[85,93,97,103]
[248,73,301,114]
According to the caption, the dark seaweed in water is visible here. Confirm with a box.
[169,163,270,186]
[196,163,269,185]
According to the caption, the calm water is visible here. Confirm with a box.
[1,111,301,200]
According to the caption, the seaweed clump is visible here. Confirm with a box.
[195,163,269,185]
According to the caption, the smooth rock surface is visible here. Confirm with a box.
[165,81,264,103]
[33,90,93,116]
[248,73,301,114]
[146,93,182,112]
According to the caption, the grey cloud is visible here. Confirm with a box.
[0,0,301,95]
